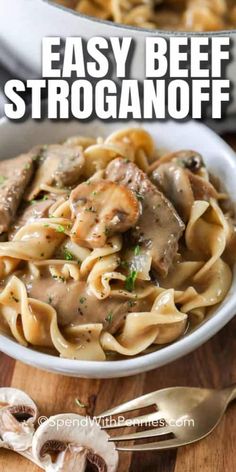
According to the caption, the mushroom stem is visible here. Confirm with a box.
[32,414,118,472]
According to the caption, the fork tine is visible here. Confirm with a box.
[96,391,158,418]
[109,425,172,442]
[100,411,164,429]
[116,437,181,452]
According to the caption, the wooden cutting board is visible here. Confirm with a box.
[0,135,236,472]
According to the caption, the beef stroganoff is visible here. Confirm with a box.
[53,0,236,31]
[0,128,234,360]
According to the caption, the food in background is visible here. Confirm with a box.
[53,0,236,31]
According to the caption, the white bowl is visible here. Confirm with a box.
[0,118,235,378]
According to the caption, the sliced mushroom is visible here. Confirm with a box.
[32,413,119,472]
[151,162,194,222]
[177,151,204,173]
[151,157,219,221]
[70,180,140,248]
[0,388,37,451]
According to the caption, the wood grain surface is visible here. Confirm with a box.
[0,135,236,472]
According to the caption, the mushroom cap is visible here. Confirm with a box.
[0,388,37,413]
[0,388,38,451]
[32,413,118,472]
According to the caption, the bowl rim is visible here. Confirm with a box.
[42,0,236,36]
[0,118,235,377]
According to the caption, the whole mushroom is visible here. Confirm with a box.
[32,413,119,472]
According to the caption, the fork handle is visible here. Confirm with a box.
[222,384,236,404]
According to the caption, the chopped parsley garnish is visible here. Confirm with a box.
[33,153,40,162]
[56,225,66,233]
[64,249,73,261]
[105,312,113,323]
[48,295,53,304]
[135,191,144,202]
[120,260,129,269]
[125,270,138,292]
[79,297,86,304]
[134,245,140,256]
[52,275,65,282]
[44,224,50,228]
[24,163,31,170]
[10,292,19,303]
[0,175,6,186]
[127,300,136,308]
[30,195,48,205]
[75,398,86,408]
[104,226,110,236]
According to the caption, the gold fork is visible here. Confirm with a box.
[96,385,236,451]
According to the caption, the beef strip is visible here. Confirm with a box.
[151,163,218,221]
[0,151,36,234]
[70,180,140,248]
[25,277,152,334]
[26,144,85,200]
[105,158,185,276]
[9,197,56,239]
